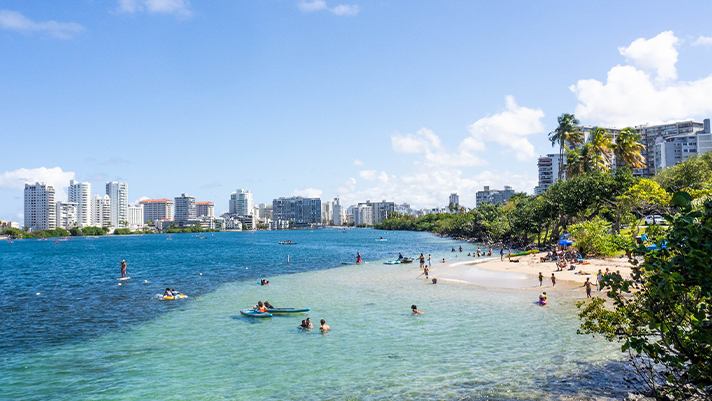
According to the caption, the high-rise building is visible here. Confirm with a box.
[92,194,111,227]
[127,204,144,228]
[229,189,253,216]
[196,201,214,218]
[68,179,92,227]
[24,182,56,231]
[534,154,563,195]
[356,200,395,224]
[321,202,332,225]
[174,193,196,223]
[449,193,460,207]
[476,186,515,206]
[258,203,273,220]
[653,119,712,172]
[139,199,174,224]
[272,196,322,226]
[55,201,78,230]
[332,197,345,226]
[353,204,373,226]
[106,181,128,227]
[636,120,705,177]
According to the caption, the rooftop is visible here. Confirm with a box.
[139,199,173,203]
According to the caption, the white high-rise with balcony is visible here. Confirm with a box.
[24,182,56,231]
[68,180,92,227]
[127,204,144,228]
[332,197,345,226]
[56,201,78,230]
[230,189,253,216]
[106,181,128,227]
[92,194,111,227]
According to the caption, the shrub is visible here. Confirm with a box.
[567,217,619,257]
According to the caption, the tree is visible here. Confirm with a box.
[589,127,614,171]
[614,127,646,169]
[577,192,712,399]
[616,178,671,234]
[564,149,582,178]
[549,113,583,180]
[655,155,712,193]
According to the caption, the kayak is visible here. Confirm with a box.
[266,308,310,314]
[510,249,540,257]
[385,260,401,265]
[241,309,272,318]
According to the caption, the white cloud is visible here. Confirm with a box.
[332,4,360,16]
[298,0,359,16]
[467,96,545,161]
[359,170,376,180]
[134,196,149,205]
[0,10,84,39]
[377,171,389,183]
[692,36,712,47]
[391,128,485,167]
[117,0,193,18]
[618,31,679,82]
[0,167,75,201]
[571,31,712,127]
[353,159,364,166]
[293,188,323,198]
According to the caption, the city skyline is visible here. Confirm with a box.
[3,1,712,222]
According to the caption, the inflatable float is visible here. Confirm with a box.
[162,294,188,300]
[241,309,272,318]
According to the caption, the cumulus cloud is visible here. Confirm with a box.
[117,0,193,18]
[0,167,75,200]
[298,0,359,16]
[0,10,84,39]
[392,128,485,167]
[467,96,545,161]
[618,31,679,81]
[353,159,364,166]
[133,196,150,205]
[692,36,712,46]
[293,188,323,198]
[571,31,712,127]
[359,170,376,180]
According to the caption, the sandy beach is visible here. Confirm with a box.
[429,252,635,292]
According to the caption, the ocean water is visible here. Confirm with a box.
[0,230,633,400]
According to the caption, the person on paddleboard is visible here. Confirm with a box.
[120,260,127,278]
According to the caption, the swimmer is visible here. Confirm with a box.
[451,247,455,252]
[411,304,424,315]
[319,319,330,332]
[299,320,307,329]
[459,246,463,252]
[163,287,172,297]
[442,258,446,263]
[306,318,313,329]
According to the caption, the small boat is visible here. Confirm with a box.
[278,241,297,245]
[241,309,272,318]
[265,308,310,314]
[385,260,401,265]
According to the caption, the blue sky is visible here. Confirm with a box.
[2,0,712,223]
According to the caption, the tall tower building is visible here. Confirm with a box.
[24,182,56,231]
[333,197,345,226]
[229,189,253,216]
[449,193,460,207]
[92,194,111,227]
[106,181,128,227]
[68,179,92,227]
[174,193,196,223]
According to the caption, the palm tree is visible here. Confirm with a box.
[564,149,582,178]
[579,143,595,173]
[589,127,614,171]
[614,127,646,169]
[549,114,583,180]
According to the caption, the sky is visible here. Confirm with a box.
[2,0,712,224]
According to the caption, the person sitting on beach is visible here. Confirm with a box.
[264,301,274,309]
[320,319,330,332]
[411,305,424,315]
[163,287,172,297]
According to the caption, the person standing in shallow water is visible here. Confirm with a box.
[419,253,425,269]
[551,273,556,287]
[583,278,592,298]
[538,272,543,287]
[320,319,330,332]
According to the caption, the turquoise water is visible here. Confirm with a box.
[0,230,632,400]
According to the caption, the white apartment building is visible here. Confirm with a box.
[636,120,706,177]
[106,181,128,227]
[24,182,56,231]
[68,180,92,227]
[476,185,515,206]
[55,201,78,230]
[534,153,564,195]
[258,203,273,220]
[127,204,144,228]
[140,199,174,224]
[174,193,196,223]
[332,197,345,226]
[321,201,332,225]
[353,204,373,226]
[449,193,460,207]
[196,201,214,218]
[230,189,253,216]
[92,194,111,227]
[653,119,712,172]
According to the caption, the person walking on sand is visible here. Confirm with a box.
[583,278,592,298]
[120,260,127,278]
[551,273,556,287]
[419,253,425,269]
[500,247,504,261]
[320,319,330,332]
[538,272,543,287]
[596,269,603,291]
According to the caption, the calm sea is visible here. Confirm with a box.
[0,229,634,400]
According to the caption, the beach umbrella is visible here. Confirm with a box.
[558,239,574,246]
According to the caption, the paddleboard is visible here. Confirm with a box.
[117,277,131,281]
[266,308,310,314]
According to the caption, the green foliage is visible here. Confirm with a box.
[567,217,619,257]
[70,227,84,236]
[577,192,712,399]
[113,228,132,235]
[2,227,26,238]
[655,154,712,193]
[81,226,105,236]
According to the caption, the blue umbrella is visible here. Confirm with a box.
[558,239,574,246]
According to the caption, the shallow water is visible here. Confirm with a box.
[0,230,633,400]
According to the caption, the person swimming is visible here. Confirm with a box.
[163,287,172,297]
[305,318,313,329]
[411,304,424,315]
[299,320,307,329]
[320,319,330,332]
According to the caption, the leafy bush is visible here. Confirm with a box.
[567,218,619,257]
